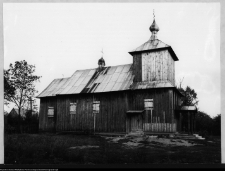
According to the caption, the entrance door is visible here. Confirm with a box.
[130,114,143,131]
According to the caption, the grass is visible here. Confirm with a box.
[4,133,221,165]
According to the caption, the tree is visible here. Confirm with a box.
[178,86,199,106]
[4,60,41,133]
[195,111,213,136]
[4,73,16,106]
[212,114,221,136]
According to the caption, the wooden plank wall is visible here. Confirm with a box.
[56,94,93,132]
[55,92,128,133]
[39,97,56,132]
[167,51,175,85]
[133,53,142,82]
[129,89,173,131]
[39,88,179,133]
[172,89,183,132]
[143,123,176,132]
[141,49,175,85]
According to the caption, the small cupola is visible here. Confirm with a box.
[98,57,105,68]
[98,57,105,72]
[98,49,105,71]
[149,11,159,40]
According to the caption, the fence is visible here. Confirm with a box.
[143,123,176,132]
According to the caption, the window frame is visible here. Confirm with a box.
[70,102,77,114]
[144,99,154,110]
[93,101,100,114]
[48,106,54,117]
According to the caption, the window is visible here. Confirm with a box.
[144,99,153,110]
[70,103,77,114]
[48,107,54,117]
[93,101,100,113]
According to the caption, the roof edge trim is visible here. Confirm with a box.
[128,46,179,61]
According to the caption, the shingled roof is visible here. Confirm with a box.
[37,63,176,98]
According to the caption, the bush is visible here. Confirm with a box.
[5,110,39,134]
[195,111,213,136]
[195,112,221,137]
[212,114,221,136]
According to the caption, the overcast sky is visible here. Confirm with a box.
[3,2,220,117]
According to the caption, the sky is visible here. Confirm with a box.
[3,2,220,117]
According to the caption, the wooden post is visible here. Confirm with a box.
[163,111,165,132]
[192,113,194,133]
[144,110,149,131]
[163,111,165,123]
[142,112,144,130]
[188,112,190,134]
[93,113,96,135]
[190,113,192,133]
[180,112,182,133]
[193,113,196,132]
[151,109,152,124]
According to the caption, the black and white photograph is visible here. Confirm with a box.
[2,1,221,166]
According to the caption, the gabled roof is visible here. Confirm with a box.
[37,77,71,97]
[37,64,177,98]
[128,39,179,61]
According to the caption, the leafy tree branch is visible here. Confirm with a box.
[4,60,41,133]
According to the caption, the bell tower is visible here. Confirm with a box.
[129,12,179,85]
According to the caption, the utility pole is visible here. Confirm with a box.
[28,97,34,114]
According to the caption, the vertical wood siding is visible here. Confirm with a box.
[39,97,57,132]
[133,53,142,82]
[172,89,183,132]
[39,88,182,133]
[141,49,175,85]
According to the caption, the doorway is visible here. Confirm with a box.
[126,110,144,133]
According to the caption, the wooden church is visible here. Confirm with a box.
[37,16,197,134]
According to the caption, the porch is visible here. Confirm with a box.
[175,106,197,134]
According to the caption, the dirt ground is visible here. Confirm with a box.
[103,135,200,148]
[4,133,221,165]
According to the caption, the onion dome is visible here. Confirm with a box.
[149,19,159,40]
[98,57,105,68]
[149,19,159,32]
